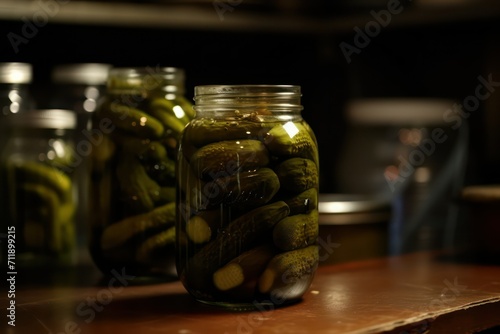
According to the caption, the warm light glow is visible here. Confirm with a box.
[84,87,99,99]
[83,99,96,112]
[139,117,147,126]
[283,121,299,139]
[51,140,66,158]
[384,165,399,181]
[9,102,20,113]
[173,105,186,119]
[414,167,431,183]
[399,128,422,146]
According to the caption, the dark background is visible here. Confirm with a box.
[1,0,500,192]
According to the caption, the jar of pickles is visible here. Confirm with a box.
[89,67,194,279]
[0,109,77,267]
[176,85,319,309]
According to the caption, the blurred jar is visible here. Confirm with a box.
[335,99,468,255]
[89,67,194,279]
[460,185,500,263]
[49,63,112,265]
[0,110,77,267]
[0,62,35,116]
[0,63,35,164]
[177,85,319,309]
[318,194,390,265]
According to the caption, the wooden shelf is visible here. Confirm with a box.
[3,252,500,333]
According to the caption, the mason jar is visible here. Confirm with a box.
[176,85,319,309]
[0,63,36,169]
[0,109,77,267]
[0,62,34,116]
[89,67,194,279]
[49,63,112,265]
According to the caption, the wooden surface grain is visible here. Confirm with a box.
[2,252,500,334]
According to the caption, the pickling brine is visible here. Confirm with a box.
[89,67,193,279]
[176,85,319,309]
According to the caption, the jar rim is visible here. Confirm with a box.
[0,62,32,84]
[4,109,76,129]
[107,66,185,93]
[52,63,112,85]
[194,85,301,97]
[109,66,184,79]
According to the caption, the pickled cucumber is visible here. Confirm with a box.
[173,96,196,119]
[135,226,176,264]
[98,101,164,138]
[116,154,171,212]
[200,167,280,210]
[264,122,318,165]
[213,243,276,291]
[150,98,191,125]
[149,106,187,137]
[272,210,319,251]
[101,201,176,251]
[18,183,75,253]
[258,245,319,296]
[275,158,318,194]
[283,188,318,216]
[112,132,168,162]
[184,201,290,290]
[185,210,223,244]
[190,139,269,179]
[12,161,72,203]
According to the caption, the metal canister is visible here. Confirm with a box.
[318,194,391,265]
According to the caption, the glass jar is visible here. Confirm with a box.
[0,63,36,168]
[0,62,35,116]
[335,99,467,255]
[50,63,111,114]
[49,63,112,265]
[176,85,319,309]
[90,67,194,279]
[0,109,77,267]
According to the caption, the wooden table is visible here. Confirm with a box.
[2,252,500,334]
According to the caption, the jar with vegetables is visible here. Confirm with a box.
[89,67,194,279]
[176,85,319,309]
[0,109,78,267]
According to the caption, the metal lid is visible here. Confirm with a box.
[461,185,500,203]
[0,63,32,84]
[5,109,76,129]
[318,194,391,225]
[107,67,185,93]
[346,99,455,126]
[52,63,112,85]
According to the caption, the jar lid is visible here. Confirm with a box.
[346,98,455,126]
[318,194,391,225]
[52,63,112,85]
[461,185,500,203]
[194,85,302,110]
[5,109,76,129]
[0,62,32,84]
[108,67,185,93]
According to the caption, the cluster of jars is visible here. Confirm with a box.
[0,62,319,309]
